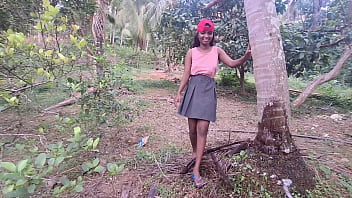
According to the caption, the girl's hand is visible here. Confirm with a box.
[175,93,181,109]
[244,44,252,60]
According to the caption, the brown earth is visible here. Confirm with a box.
[0,71,351,197]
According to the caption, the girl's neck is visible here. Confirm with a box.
[198,45,211,50]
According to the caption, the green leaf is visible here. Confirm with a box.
[92,138,100,149]
[37,68,44,75]
[74,184,84,192]
[16,179,27,186]
[48,158,55,166]
[35,153,47,168]
[107,163,117,172]
[93,165,104,173]
[2,184,14,194]
[0,162,17,172]
[60,176,70,186]
[27,184,36,194]
[17,159,28,172]
[74,127,81,137]
[55,156,65,166]
[81,163,90,172]
[38,127,45,134]
[92,158,100,167]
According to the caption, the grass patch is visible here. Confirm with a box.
[136,79,178,91]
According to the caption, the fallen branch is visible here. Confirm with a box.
[43,87,96,112]
[292,46,352,109]
[289,89,321,97]
[6,81,50,93]
[180,140,245,174]
[0,133,47,146]
[213,129,352,145]
[226,142,249,156]
[210,153,231,188]
[205,0,224,9]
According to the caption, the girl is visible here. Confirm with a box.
[175,18,251,188]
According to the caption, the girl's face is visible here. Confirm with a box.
[198,31,214,46]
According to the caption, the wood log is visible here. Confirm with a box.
[210,153,231,188]
[43,87,96,112]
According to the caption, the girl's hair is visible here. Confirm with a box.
[192,32,215,48]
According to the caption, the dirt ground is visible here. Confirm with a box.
[1,71,351,197]
[79,71,352,198]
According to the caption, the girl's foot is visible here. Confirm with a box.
[191,174,207,188]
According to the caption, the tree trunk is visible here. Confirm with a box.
[310,0,323,30]
[285,0,298,22]
[244,0,296,154]
[92,0,105,74]
[292,46,352,109]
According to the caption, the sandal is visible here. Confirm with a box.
[191,174,207,188]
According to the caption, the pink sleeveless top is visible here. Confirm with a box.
[191,46,219,78]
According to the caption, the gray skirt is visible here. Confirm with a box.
[178,75,217,122]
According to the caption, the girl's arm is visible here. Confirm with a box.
[218,45,251,68]
[175,49,192,108]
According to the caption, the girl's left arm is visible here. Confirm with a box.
[218,45,251,68]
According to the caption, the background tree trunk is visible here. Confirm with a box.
[285,0,298,22]
[92,0,105,74]
[244,0,296,154]
[310,0,323,30]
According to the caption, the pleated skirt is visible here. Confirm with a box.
[178,75,217,122]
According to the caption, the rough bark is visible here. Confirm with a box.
[92,0,105,74]
[244,0,294,154]
[310,0,323,30]
[292,47,352,109]
[285,0,298,22]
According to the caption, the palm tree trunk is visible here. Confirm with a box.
[244,0,296,155]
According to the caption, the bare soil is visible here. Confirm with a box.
[1,71,351,198]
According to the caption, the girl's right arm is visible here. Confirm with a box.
[175,49,192,108]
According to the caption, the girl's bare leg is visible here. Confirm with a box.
[192,119,209,184]
[188,118,197,158]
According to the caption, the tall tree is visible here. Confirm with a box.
[244,0,295,154]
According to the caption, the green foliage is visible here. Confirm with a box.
[0,0,85,110]
[106,163,125,176]
[218,69,239,87]
[229,151,273,197]
[0,125,95,197]
[282,0,352,86]
[289,78,352,112]
[0,0,42,33]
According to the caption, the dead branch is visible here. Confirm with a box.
[5,81,50,93]
[214,129,352,145]
[180,140,245,174]
[289,89,321,97]
[320,38,346,48]
[226,142,249,156]
[43,87,96,112]
[210,153,231,187]
[292,46,352,109]
[205,0,224,9]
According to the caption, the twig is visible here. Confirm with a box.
[0,134,47,146]
[152,153,170,181]
[213,129,352,145]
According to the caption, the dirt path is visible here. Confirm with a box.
[80,72,352,197]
